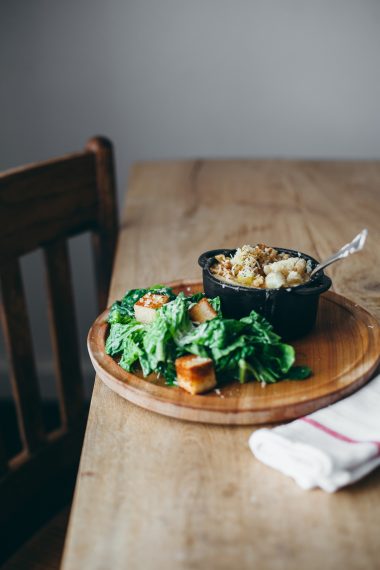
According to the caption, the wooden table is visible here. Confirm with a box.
[61,160,380,570]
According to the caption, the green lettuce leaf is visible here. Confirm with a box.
[108,285,175,323]
[286,365,312,380]
[177,310,296,384]
[106,286,309,386]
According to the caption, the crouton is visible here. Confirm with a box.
[175,355,217,395]
[189,298,217,323]
[134,293,170,324]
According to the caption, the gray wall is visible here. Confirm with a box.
[1,0,380,397]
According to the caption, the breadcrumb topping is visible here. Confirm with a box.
[211,244,312,289]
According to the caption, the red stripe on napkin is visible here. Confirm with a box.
[301,417,380,454]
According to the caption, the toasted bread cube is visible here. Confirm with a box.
[189,298,217,323]
[134,293,170,324]
[175,355,217,395]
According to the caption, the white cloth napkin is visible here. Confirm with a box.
[249,373,380,492]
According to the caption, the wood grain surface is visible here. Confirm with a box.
[88,282,380,425]
[62,160,380,570]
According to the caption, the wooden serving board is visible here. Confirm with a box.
[87,280,380,425]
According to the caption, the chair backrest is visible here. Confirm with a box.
[0,136,118,561]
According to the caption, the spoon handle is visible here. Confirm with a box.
[310,229,368,278]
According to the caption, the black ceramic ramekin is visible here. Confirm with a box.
[198,248,332,340]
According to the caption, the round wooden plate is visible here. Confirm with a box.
[88,280,380,425]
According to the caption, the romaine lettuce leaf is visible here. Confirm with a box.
[177,310,296,383]
[106,286,307,386]
[108,285,175,323]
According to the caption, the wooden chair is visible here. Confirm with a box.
[0,137,118,566]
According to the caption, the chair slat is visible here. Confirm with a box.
[0,433,8,477]
[86,138,118,310]
[0,138,118,555]
[0,153,98,269]
[44,240,84,429]
[0,261,45,453]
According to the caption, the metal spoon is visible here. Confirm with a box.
[310,228,368,278]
